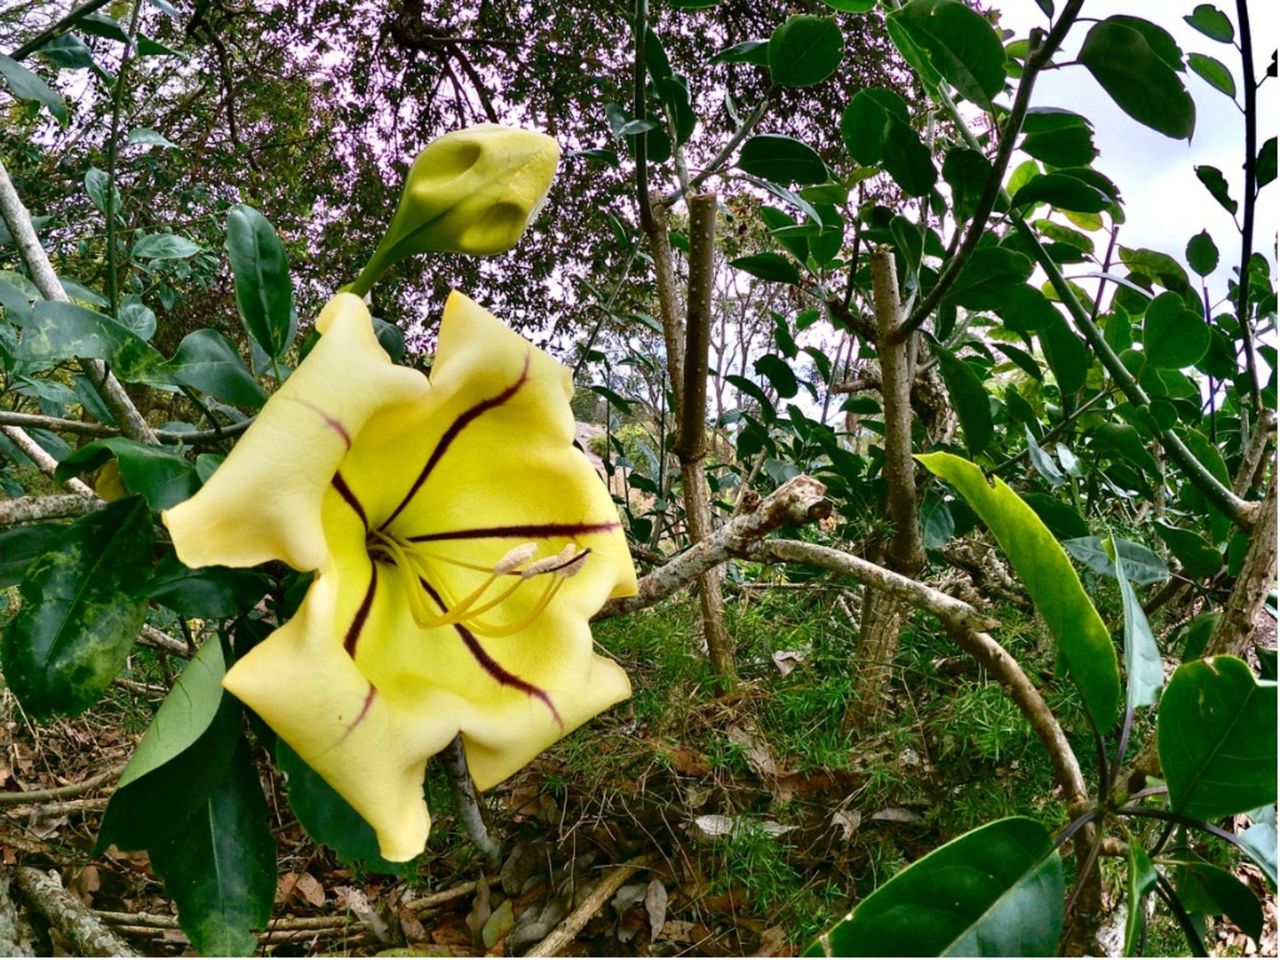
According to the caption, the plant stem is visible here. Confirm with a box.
[1234,0,1262,412]
[9,0,111,60]
[104,0,144,320]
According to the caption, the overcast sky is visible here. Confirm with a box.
[996,0,1277,307]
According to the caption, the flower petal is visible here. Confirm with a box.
[163,294,428,571]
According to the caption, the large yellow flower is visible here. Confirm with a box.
[163,291,635,862]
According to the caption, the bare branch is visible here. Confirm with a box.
[0,494,102,527]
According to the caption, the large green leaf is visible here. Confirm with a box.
[1079,19,1195,140]
[930,343,993,455]
[1153,521,1222,578]
[166,329,267,408]
[9,300,164,380]
[730,253,800,285]
[737,134,828,184]
[806,818,1063,956]
[131,233,201,260]
[1110,537,1163,712]
[95,640,245,853]
[841,88,910,165]
[149,739,276,956]
[1061,536,1169,585]
[941,147,992,223]
[0,498,152,719]
[1238,809,1277,888]
[1175,859,1264,943]
[0,523,65,587]
[276,741,414,876]
[1011,173,1110,214]
[1186,230,1219,277]
[946,248,1033,310]
[226,204,297,361]
[1188,53,1236,98]
[880,119,937,197]
[1038,311,1091,394]
[1184,4,1233,43]
[146,551,270,618]
[767,15,843,88]
[1158,656,1277,820]
[890,0,1005,109]
[0,53,67,122]
[1124,845,1159,957]
[1144,292,1209,369]
[918,453,1120,731]
[55,438,200,511]
[1020,112,1097,168]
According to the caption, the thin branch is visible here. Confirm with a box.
[439,735,502,868]
[0,409,254,444]
[0,764,124,805]
[1234,0,1262,411]
[0,493,101,527]
[0,425,95,496]
[665,93,772,205]
[13,867,135,957]
[526,854,655,957]
[9,0,111,60]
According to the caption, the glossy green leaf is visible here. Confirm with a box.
[1158,656,1277,820]
[946,248,1033,310]
[930,343,993,455]
[891,0,1005,109]
[9,300,164,380]
[821,0,876,10]
[165,329,266,408]
[737,135,828,184]
[709,40,769,66]
[1188,52,1236,98]
[226,204,297,360]
[1258,136,1276,189]
[1024,426,1064,488]
[1011,173,1110,213]
[1184,4,1234,42]
[941,147,992,223]
[881,119,937,197]
[1061,536,1169,585]
[1194,164,1237,214]
[1124,845,1159,957]
[1109,537,1163,711]
[1154,521,1221,578]
[1238,809,1277,888]
[731,253,800,285]
[1144,292,1210,369]
[921,491,955,549]
[0,523,65,587]
[146,551,270,618]
[1021,124,1096,168]
[1079,19,1195,140]
[37,33,95,69]
[1022,492,1090,540]
[768,15,843,88]
[128,126,178,148]
[0,498,152,719]
[149,738,276,956]
[276,741,414,876]
[756,354,799,398]
[918,453,1120,731]
[991,341,1042,381]
[807,818,1063,957]
[84,167,120,220]
[132,233,200,260]
[55,438,199,511]
[0,53,67,122]
[1186,230,1219,277]
[1175,859,1264,943]
[1039,311,1090,394]
[841,88,910,165]
[1093,423,1159,478]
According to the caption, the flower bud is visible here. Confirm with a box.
[350,124,559,295]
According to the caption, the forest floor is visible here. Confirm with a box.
[1,582,1274,957]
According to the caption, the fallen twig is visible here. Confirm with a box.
[12,867,135,957]
[400,875,499,913]
[525,853,655,957]
[0,765,124,806]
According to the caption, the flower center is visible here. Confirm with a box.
[366,531,588,638]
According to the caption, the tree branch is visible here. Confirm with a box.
[0,493,102,527]
[0,426,95,497]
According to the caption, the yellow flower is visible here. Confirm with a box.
[349,124,560,296]
[163,291,635,861]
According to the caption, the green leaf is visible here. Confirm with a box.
[1011,173,1110,213]
[821,0,876,10]
[1024,425,1064,488]
[165,329,266,408]
[1238,810,1277,888]
[946,248,1033,310]
[756,354,798,398]
[1186,230,1219,277]
[146,551,269,618]
[55,438,199,511]
[1039,312,1090,393]
[0,498,152,719]
[84,167,120,219]
[9,300,163,380]
[918,453,1120,731]
[1184,4,1234,43]
[226,204,297,360]
[1158,655,1277,820]
[132,232,200,260]
[1021,122,1097,168]
[1079,19,1195,140]
[768,15,843,88]
[79,13,128,42]
[890,0,1005,109]
[1093,423,1159,477]
[1144,291,1209,369]
[118,300,156,340]
[149,738,276,956]
[1188,52,1236,98]
[1061,536,1169,584]
[136,33,182,57]
[38,33,95,69]
[1154,521,1222,578]
[930,343,993,455]
[1258,136,1276,189]
[808,818,1063,957]
[1124,845,1159,957]
[276,741,414,876]
[1022,492,1090,540]
[1194,164,1237,214]
[96,640,245,853]
[991,340,1042,381]
[0,53,68,122]
[1109,536,1163,711]
[0,523,65,587]
[1176,859,1264,943]
[709,40,770,66]
[941,147,992,223]
[921,491,955,549]
[128,126,178,148]
[737,135,828,184]
[840,88,910,165]
[730,253,801,285]
[880,119,937,197]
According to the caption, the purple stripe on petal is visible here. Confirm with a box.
[417,577,562,727]
[339,683,378,743]
[381,353,530,529]
[286,396,352,448]
[408,521,620,543]
[331,472,368,529]
[344,565,378,657]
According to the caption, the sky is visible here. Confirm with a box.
[996,0,1277,305]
